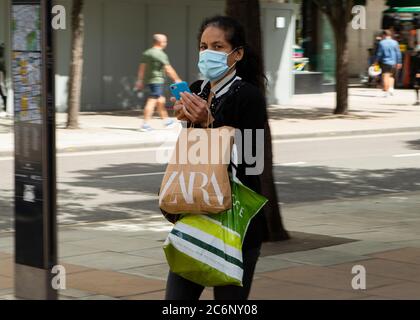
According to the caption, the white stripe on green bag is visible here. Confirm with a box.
[174,222,243,261]
[199,215,241,238]
[168,233,243,282]
[178,216,241,250]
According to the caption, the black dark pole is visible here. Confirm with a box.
[12,0,57,300]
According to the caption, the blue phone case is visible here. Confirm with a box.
[170,82,191,100]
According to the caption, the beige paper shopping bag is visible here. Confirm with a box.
[159,126,235,215]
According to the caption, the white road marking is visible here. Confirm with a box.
[274,131,420,143]
[393,153,420,158]
[103,172,166,179]
[0,147,174,161]
[58,147,173,157]
[275,162,307,166]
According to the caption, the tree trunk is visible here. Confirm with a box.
[66,0,84,129]
[226,0,290,241]
[261,122,290,241]
[226,0,263,66]
[312,0,358,115]
[334,23,349,115]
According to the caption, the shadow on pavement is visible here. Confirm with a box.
[3,163,420,230]
[61,162,420,210]
[406,139,420,150]
[260,231,355,256]
[274,165,420,204]
[65,163,166,195]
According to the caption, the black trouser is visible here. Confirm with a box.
[165,246,261,300]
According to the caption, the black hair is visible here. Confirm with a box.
[198,15,266,94]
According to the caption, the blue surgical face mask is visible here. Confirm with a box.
[198,49,238,81]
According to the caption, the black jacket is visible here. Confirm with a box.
[190,79,268,251]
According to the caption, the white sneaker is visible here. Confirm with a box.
[164,119,176,129]
[140,123,154,132]
[0,111,7,118]
[382,91,389,98]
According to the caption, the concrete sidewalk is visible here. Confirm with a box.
[0,88,420,156]
[1,190,420,300]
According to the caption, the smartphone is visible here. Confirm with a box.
[170,81,191,101]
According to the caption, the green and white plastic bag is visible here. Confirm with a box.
[163,145,268,287]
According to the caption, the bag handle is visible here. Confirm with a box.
[188,96,212,129]
[202,92,214,129]
[231,143,240,183]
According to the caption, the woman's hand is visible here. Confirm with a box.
[172,97,189,122]
[180,92,213,127]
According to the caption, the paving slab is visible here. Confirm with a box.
[333,231,420,243]
[123,290,166,300]
[0,252,10,259]
[125,247,167,263]
[62,252,162,271]
[370,247,420,265]
[0,276,13,290]
[0,236,12,249]
[276,248,370,267]
[0,257,13,277]
[60,263,93,275]
[365,282,420,300]
[259,265,401,292]
[249,278,370,300]
[59,243,107,258]
[64,236,161,253]
[329,258,420,283]
[391,240,420,248]
[78,295,120,300]
[67,270,166,297]
[255,257,303,273]
[322,241,406,256]
[119,263,170,281]
[58,288,96,299]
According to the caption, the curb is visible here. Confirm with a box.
[272,126,420,140]
[1,126,420,158]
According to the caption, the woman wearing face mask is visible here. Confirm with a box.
[166,15,268,300]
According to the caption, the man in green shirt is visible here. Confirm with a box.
[136,34,181,132]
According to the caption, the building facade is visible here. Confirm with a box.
[0,0,298,112]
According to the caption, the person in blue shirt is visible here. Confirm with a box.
[376,30,402,97]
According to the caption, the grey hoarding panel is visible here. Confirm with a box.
[262,6,295,105]
[103,0,146,110]
[81,0,103,110]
